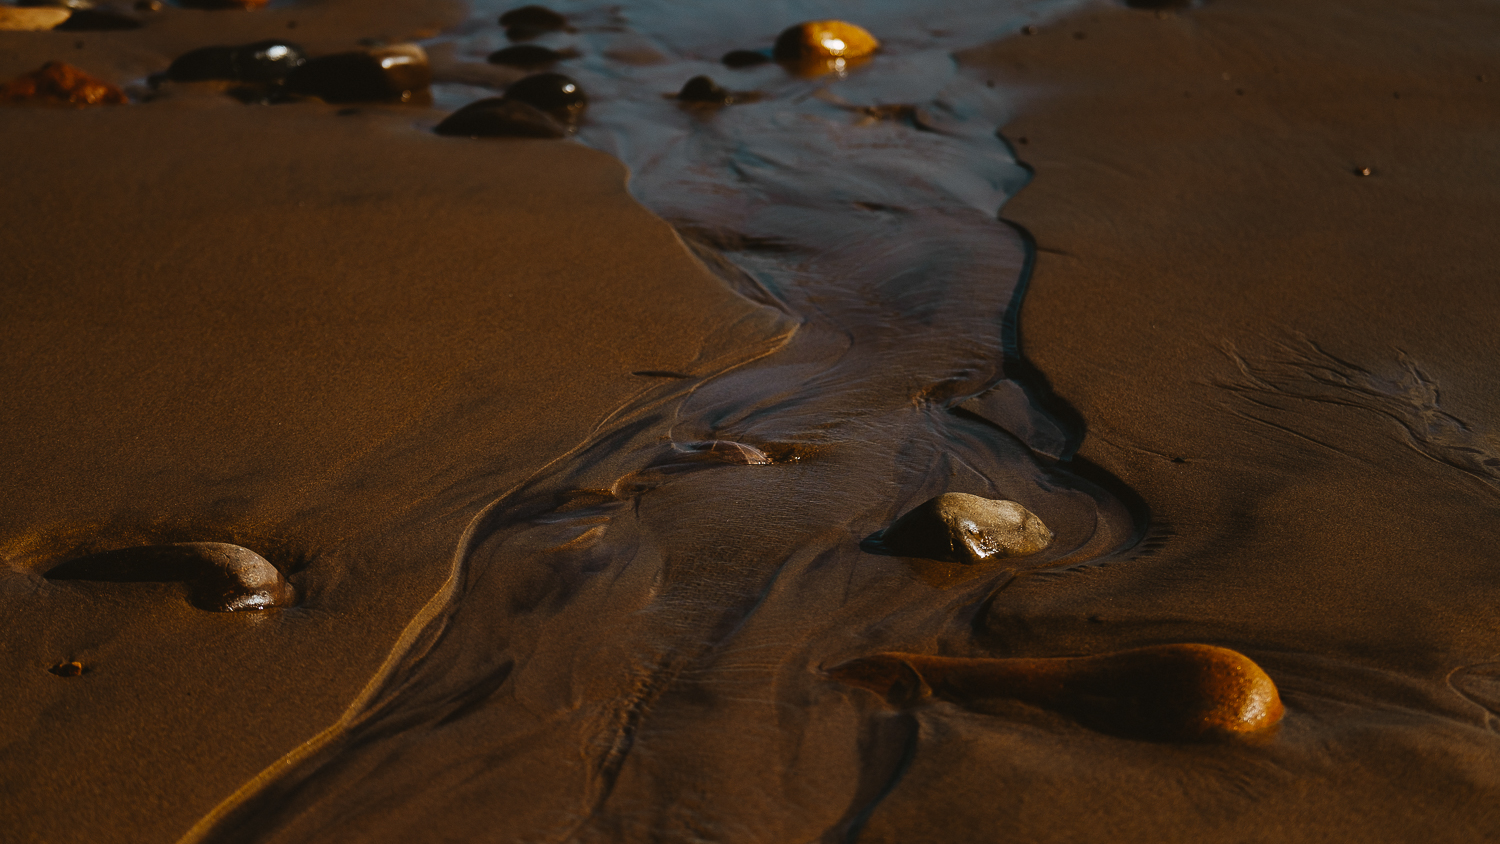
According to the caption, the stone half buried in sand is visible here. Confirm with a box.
[827,644,1285,742]
[284,44,431,104]
[0,6,70,30]
[876,492,1052,563]
[773,20,879,66]
[435,97,566,138]
[0,61,127,105]
[45,542,296,612]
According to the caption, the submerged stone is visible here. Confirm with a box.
[487,44,565,68]
[500,4,567,40]
[827,644,1285,742]
[167,40,307,84]
[0,6,70,30]
[285,44,430,103]
[502,71,586,122]
[721,49,771,68]
[879,492,1051,563]
[677,75,733,104]
[773,20,879,63]
[435,97,565,138]
[0,61,127,105]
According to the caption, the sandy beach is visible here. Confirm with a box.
[3,0,1500,841]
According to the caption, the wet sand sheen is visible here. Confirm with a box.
[3,0,1499,841]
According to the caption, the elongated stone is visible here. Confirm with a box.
[879,492,1051,563]
[828,644,1285,742]
[46,542,296,612]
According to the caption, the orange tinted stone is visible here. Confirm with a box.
[0,62,128,106]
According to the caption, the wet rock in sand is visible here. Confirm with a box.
[677,75,733,104]
[502,71,586,123]
[878,492,1052,563]
[435,97,565,138]
[0,61,126,105]
[773,20,879,63]
[54,8,140,30]
[827,644,1284,742]
[721,49,770,68]
[49,660,85,677]
[46,541,297,612]
[167,40,307,84]
[499,4,568,40]
[285,44,430,103]
[487,44,566,68]
[0,6,71,30]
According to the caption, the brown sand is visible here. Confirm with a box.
[4,0,1500,841]
[0,33,783,844]
[853,1,1500,840]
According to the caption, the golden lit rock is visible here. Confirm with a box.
[773,20,879,63]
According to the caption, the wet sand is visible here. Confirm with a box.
[865,0,1500,840]
[3,0,1500,841]
[0,24,784,840]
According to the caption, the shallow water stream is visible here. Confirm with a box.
[184,2,1159,842]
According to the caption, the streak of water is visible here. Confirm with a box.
[188,2,1148,842]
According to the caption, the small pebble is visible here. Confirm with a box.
[677,75,732,104]
[134,0,161,10]
[285,44,430,103]
[877,492,1052,563]
[487,44,565,68]
[49,661,84,677]
[435,97,566,138]
[773,20,879,63]
[0,61,126,105]
[1021,25,1037,35]
[1355,166,1373,176]
[721,49,770,68]
[502,71,586,123]
[168,40,307,84]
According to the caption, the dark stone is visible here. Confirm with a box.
[677,75,731,104]
[498,4,566,29]
[55,9,140,30]
[284,44,430,104]
[502,72,585,122]
[721,49,770,68]
[167,40,307,84]
[500,4,567,41]
[435,98,566,138]
[487,44,564,68]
